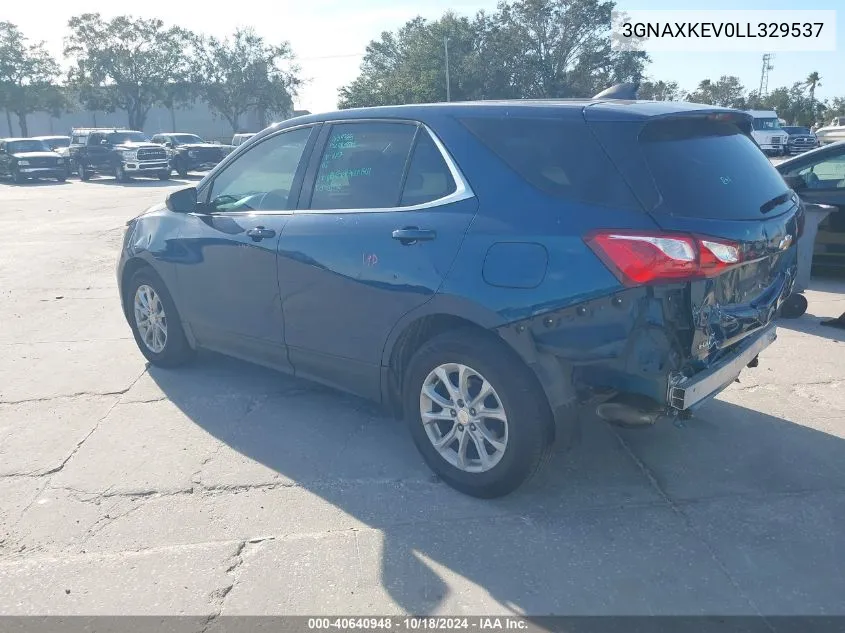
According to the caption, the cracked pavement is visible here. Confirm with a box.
[2,178,845,620]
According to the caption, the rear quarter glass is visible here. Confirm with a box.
[631,118,791,220]
[457,116,640,210]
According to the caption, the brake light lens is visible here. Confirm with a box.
[586,231,743,286]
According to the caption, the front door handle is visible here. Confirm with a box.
[392,227,436,245]
[246,226,276,242]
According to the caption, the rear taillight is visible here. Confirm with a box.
[585,231,742,286]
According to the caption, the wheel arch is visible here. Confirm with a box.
[379,297,572,444]
[120,256,198,350]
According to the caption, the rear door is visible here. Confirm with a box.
[587,111,801,363]
[277,120,477,400]
[86,133,112,171]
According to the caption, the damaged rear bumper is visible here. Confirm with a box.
[667,324,777,410]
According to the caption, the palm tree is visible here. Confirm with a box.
[805,72,822,123]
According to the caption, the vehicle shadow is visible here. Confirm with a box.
[778,312,845,342]
[79,177,198,188]
[2,179,71,187]
[148,353,845,616]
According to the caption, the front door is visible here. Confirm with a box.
[781,145,845,274]
[173,125,318,370]
[277,120,477,400]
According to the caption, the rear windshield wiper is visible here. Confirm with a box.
[760,192,792,215]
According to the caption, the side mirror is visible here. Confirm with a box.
[164,141,173,148]
[783,174,806,191]
[166,187,198,213]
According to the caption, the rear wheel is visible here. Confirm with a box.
[403,329,553,498]
[126,268,194,367]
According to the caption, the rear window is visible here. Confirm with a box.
[640,119,791,219]
[459,117,638,209]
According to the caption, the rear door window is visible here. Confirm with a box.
[309,122,417,210]
[458,116,638,209]
[640,118,791,219]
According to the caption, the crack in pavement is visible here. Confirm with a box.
[610,426,775,631]
[11,368,149,526]
[0,379,149,406]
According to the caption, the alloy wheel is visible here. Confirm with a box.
[133,284,168,354]
[419,362,509,473]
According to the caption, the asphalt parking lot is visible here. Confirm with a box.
[1,175,845,619]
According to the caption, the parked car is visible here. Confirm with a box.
[118,100,800,498]
[782,126,819,155]
[151,133,235,177]
[32,135,71,155]
[0,137,67,183]
[231,133,256,147]
[746,109,788,155]
[68,128,170,182]
[815,117,845,146]
[778,141,845,276]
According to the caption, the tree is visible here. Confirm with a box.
[687,76,746,108]
[0,22,60,136]
[805,71,822,124]
[193,28,300,133]
[338,0,647,108]
[160,81,195,131]
[638,79,683,101]
[64,13,193,130]
[339,13,485,108]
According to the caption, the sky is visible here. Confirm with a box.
[2,0,842,114]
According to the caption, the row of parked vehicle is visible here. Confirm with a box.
[748,111,845,157]
[0,129,258,184]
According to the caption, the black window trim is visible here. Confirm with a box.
[296,117,473,214]
[195,122,322,217]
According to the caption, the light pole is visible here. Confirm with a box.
[444,36,451,102]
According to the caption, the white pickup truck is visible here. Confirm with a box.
[746,110,788,155]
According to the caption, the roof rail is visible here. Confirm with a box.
[592,82,640,100]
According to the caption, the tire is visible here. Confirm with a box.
[12,169,26,184]
[78,164,91,181]
[175,159,189,178]
[403,328,553,498]
[158,171,171,181]
[115,164,129,182]
[56,175,67,182]
[126,268,194,367]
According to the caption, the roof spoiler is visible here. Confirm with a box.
[592,82,639,100]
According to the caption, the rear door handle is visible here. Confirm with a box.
[246,226,276,242]
[392,227,436,245]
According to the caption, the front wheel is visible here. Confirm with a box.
[403,329,553,498]
[12,169,26,184]
[158,171,170,181]
[78,163,92,181]
[126,268,194,367]
[115,164,129,182]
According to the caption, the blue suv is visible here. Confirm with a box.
[118,98,801,498]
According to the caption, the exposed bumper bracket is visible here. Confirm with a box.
[668,325,777,410]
